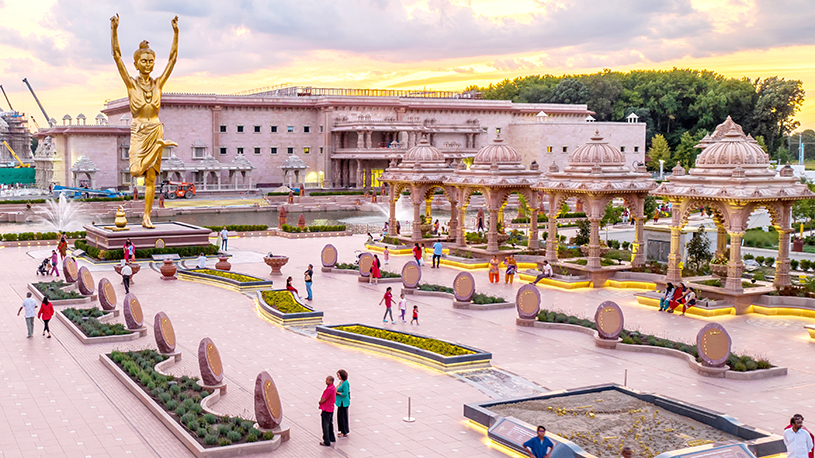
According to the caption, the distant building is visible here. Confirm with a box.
[0,111,32,165]
[35,86,645,190]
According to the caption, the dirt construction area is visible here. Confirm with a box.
[490,391,741,458]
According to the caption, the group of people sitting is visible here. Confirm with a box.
[658,282,697,315]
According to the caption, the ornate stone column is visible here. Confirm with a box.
[412,194,422,242]
[587,218,602,269]
[487,208,499,253]
[356,131,364,149]
[388,186,398,237]
[632,216,645,267]
[425,198,432,218]
[666,203,683,283]
[725,231,745,291]
[775,228,793,287]
[529,209,539,250]
[457,202,467,247]
[545,194,559,263]
[448,194,458,240]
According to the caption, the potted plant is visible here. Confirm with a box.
[709,255,728,278]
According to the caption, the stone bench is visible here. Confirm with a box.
[634,290,735,316]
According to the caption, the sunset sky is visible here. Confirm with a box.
[1,0,813,132]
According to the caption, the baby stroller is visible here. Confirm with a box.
[36,258,51,276]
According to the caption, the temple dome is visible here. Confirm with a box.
[568,131,624,165]
[473,136,521,165]
[402,137,444,163]
[695,127,769,167]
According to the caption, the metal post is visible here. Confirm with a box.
[624,369,627,386]
[403,396,415,422]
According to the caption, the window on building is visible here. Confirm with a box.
[219,125,226,133]
[547,146,553,153]
[320,147,324,154]
[304,147,310,154]
[120,146,130,160]
[254,125,261,133]
[220,147,227,155]
[481,126,488,133]
[287,126,294,133]
[319,126,324,133]
[495,127,502,134]
[237,125,244,133]
[562,146,568,153]
[192,147,206,159]
[304,126,310,133]
[271,125,278,133]
[237,147,244,155]
[162,147,172,159]
[287,147,294,155]
[271,147,278,155]
[620,146,626,153]
[254,147,261,155]
[634,146,639,153]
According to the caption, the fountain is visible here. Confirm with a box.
[39,194,83,232]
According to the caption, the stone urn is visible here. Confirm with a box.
[160,259,177,280]
[114,262,141,284]
[215,256,232,271]
[497,233,510,244]
[710,263,728,278]
[580,245,610,257]
[264,255,289,276]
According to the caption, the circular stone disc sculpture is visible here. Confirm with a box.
[122,292,144,329]
[696,323,732,368]
[154,312,176,354]
[98,278,117,311]
[254,371,283,429]
[358,252,374,277]
[594,301,624,340]
[63,257,79,283]
[401,261,421,288]
[77,266,95,296]
[321,244,338,268]
[453,272,476,303]
[198,337,224,386]
[516,284,541,319]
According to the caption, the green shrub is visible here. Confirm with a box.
[218,438,231,446]
[166,400,178,411]
[757,359,772,369]
[204,413,217,424]
[227,431,242,442]
[733,362,747,372]
[74,239,219,261]
[203,225,268,232]
[217,424,231,436]
[62,307,131,337]
[197,427,209,438]
[764,256,775,267]
[246,433,258,442]
[801,259,812,272]
[205,434,219,445]
[169,384,182,394]
[755,256,765,265]
[174,406,187,416]
[262,431,275,441]
[743,253,754,260]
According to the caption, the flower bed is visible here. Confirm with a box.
[2,230,85,241]
[33,280,82,300]
[108,350,275,448]
[256,290,323,326]
[535,309,772,372]
[75,239,219,261]
[188,269,263,283]
[417,284,506,305]
[281,224,347,233]
[334,262,401,278]
[178,268,274,292]
[261,290,310,313]
[62,307,131,338]
[316,324,491,372]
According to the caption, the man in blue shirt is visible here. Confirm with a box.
[432,241,443,268]
[523,425,555,458]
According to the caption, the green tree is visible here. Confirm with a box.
[601,203,623,228]
[685,226,713,272]
[644,195,658,220]
[673,130,707,170]
[572,219,590,246]
[752,77,806,152]
[647,134,671,171]
[549,78,588,105]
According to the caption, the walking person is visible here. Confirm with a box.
[383,246,389,265]
[504,254,517,284]
[432,240,443,268]
[489,255,500,283]
[399,292,407,323]
[785,414,814,458]
[57,233,68,260]
[304,264,314,300]
[335,370,350,438]
[17,292,38,338]
[420,243,427,266]
[369,254,381,284]
[50,250,59,276]
[38,296,54,338]
[410,305,419,325]
[380,287,395,324]
[318,375,337,447]
[220,227,229,251]
[412,243,422,267]
[531,260,553,285]
[121,260,133,294]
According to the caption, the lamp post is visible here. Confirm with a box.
[659,159,665,181]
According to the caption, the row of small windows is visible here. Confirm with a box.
[547,146,639,153]
[218,147,322,155]
[220,125,323,134]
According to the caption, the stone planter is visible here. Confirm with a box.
[580,245,610,257]
[710,263,728,278]
[114,263,141,284]
[497,233,510,244]
[160,259,177,280]
[264,256,289,276]
[215,256,231,271]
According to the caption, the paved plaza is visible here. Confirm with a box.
[1,234,813,458]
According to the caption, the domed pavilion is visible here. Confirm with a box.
[380,136,459,242]
[534,131,656,277]
[444,135,542,253]
[651,116,814,292]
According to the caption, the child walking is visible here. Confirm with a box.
[50,250,59,276]
[380,287,395,324]
[383,246,390,265]
[410,305,419,325]
[399,292,407,323]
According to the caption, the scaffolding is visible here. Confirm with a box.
[0,111,31,164]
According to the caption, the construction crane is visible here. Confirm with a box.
[0,85,13,111]
[1,140,31,167]
[30,116,41,131]
[22,78,55,127]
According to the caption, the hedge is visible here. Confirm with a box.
[110,350,274,447]
[418,283,506,304]
[335,325,474,356]
[308,191,364,196]
[511,212,587,224]
[74,239,219,261]
[2,230,86,241]
[536,308,772,371]
[204,225,268,232]
[281,224,346,233]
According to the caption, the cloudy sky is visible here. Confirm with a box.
[1,0,813,131]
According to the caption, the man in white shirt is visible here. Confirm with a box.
[531,260,554,285]
[121,261,133,294]
[197,253,207,269]
[220,227,229,251]
[17,292,38,338]
[785,414,814,458]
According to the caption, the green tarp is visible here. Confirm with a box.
[0,168,35,185]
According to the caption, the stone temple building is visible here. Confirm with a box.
[34,86,645,191]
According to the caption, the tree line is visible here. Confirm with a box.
[469,68,805,168]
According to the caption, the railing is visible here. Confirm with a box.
[232,86,481,99]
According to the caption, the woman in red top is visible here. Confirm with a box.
[379,286,394,323]
[38,297,54,338]
[412,243,422,266]
[286,276,299,296]
[369,254,381,284]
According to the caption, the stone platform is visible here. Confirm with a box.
[84,222,212,250]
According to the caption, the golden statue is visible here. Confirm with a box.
[111,13,179,228]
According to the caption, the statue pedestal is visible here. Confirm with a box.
[84,222,211,251]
